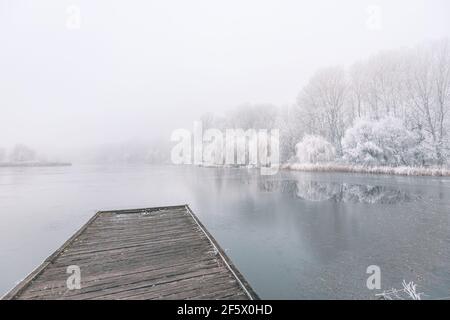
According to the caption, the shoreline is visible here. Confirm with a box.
[1,162,448,177]
[0,162,72,168]
[282,163,450,177]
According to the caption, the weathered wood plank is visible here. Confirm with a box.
[3,205,258,300]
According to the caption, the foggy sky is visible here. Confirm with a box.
[1,0,450,155]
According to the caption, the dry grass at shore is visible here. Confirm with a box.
[282,163,450,177]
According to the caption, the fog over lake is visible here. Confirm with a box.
[1,0,450,156]
[1,0,450,300]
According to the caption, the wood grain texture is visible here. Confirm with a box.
[3,205,258,300]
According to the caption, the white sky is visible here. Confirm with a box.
[1,0,450,152]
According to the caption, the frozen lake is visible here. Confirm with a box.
[0,165,449,299]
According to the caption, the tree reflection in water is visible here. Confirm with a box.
[259,179,419,204]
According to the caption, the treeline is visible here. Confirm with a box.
[0,142,171,165]
[77,140,171,164]
[201,39,450,167]
[0,144,37,163]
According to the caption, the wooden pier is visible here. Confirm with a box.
[3,205,258,300]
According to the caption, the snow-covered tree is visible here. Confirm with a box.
[296,67,348,154]
[197,39,450,168]
[295,135,336,163]
[404,40,450,165]
[341,117,422,166]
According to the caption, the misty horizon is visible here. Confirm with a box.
[2,0,450,303]
[2,0,450,160]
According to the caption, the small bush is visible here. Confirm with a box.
[295,135,336,163]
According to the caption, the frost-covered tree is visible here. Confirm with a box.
[296,67,349,154]
[197,39,450,168]
[404,40,450,165]
[295,135,336,163]
[293,40,449,167]
[363,51,408,119]
[432,40,450,164]
[348,62,368,119]
[341,117,423,166]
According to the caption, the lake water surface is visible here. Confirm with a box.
[0,165,449,299]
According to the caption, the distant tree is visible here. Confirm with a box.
[0,148,6,162]
[227,103,278,130]
[201,104,279,166]
[276,105,303,162]
[10,144,36,162]
[295,135,336,163]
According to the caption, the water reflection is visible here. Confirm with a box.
[259,179,419,204]
[1,165,448,299]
